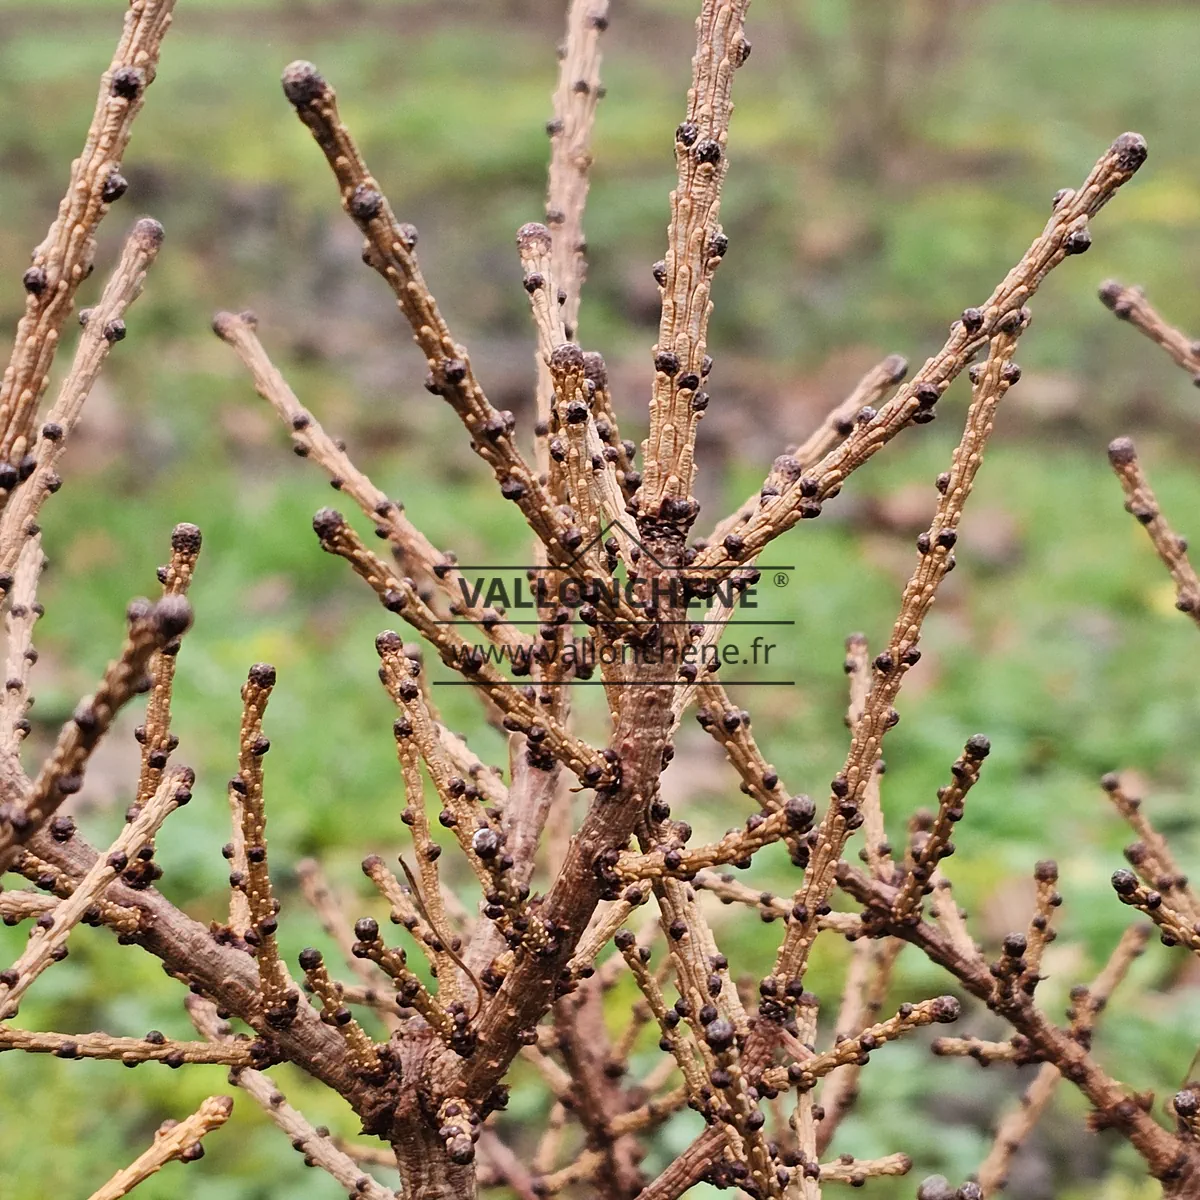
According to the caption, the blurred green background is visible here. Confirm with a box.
[1,0,1198,1196]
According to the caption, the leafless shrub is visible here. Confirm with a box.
[0,4,1197,1199]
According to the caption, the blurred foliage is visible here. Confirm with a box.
[0,0,1198,1196]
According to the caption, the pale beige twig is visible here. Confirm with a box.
[0,594,192,870]
[214,311,529,654]
[85,1095,233,1200]
[227,664,296,1027]
[188,996,396,1198]
[0,767,193,1019]
[0,0,177,464]
[0,534,44,763]
[0,219,164,577]
[281,62,638,624]
[1099,280,1200,383]
[771,329,1022,1001]
[818,1152,911,1185]
[1100,774,1199,922]
[0,1025,259,1067]
[641,0,753,515]
[708,354,908,547]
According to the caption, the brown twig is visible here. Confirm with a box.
[641,0,753,518]
[0,534,44,764]
[708,354,908,547]
[297,947,382,1079]
[975,923,1150,1196]
[770,329,1021,1008]
[311,509,611,787]
[761,995,960,1092]
[190,995,398,1196]
[0,767,193,1019]
[0,218,165,577]
[280,61,637,624]
[1106,437,1200,627]
[7,843,140,935]
[213,310,529,653]
[688,133,1148,585]
[891,737,991,924]
[1111,870,1200,955]
[0,0,177,466]
[816,937,905,1154]
[0,1025,260,1067]
[1101,773,1200,923]
[227,664,297,1028]
[0,594,192,870]
[1099,280,1200,384]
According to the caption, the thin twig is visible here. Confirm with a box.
[85,1095,233,1200]
[0,767,193,1019]
[688,133,1148,584]
[1106,437,1200,627]
[0,219,165,577]
[0,594,193,870]
[188,996,397,1197]
[641,0,753,517]
[1099,280,1200,383]
[0,0,177,465]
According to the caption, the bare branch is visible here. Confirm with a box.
[311,508,610,786]
[7,844,140,934]
[819,1152,911,1185]
[1107,437,1200,627]
[0,534,44,764]
[0,767,193,1019]
[190,995,398,1197]
[0,593,193,870]
[0,219,164,576]
[297,946,383,1079]
[545,0,610,336]
[770,330,1021,1005]
[1101,773,1200,921]
[641,0,753,518]
[0,1,177,465]
[1111,869,1200,955]
[214,310,529,653]
[135,524,200,809]
[280,60,630,611]
[85,1095,233,1200]
[689,133,1148,583]
[816,937,904,1154]
[0,1025,261,1067]
[891,737,991,923]
[708,354,908,547]
[975,923,1150,1196]
[762,995,960,1092]
[1099,280,1200,383]
[226,663,298,1028]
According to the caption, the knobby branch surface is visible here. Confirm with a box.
[1107,437,1200,627]
[687,132,1148,588]
[84,1095,233,1200]
[1099,279,1200,384]
[641,0,752,520]
[0,217,164,579]
[3,3,1198,1199]
[0,0,177,468]
[0,595,193,872]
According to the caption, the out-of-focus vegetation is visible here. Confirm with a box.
[0,1,1198,1196]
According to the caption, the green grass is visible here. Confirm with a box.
[0,1,1198,1196]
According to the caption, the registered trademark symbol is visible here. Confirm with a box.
[773,572,789,588]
